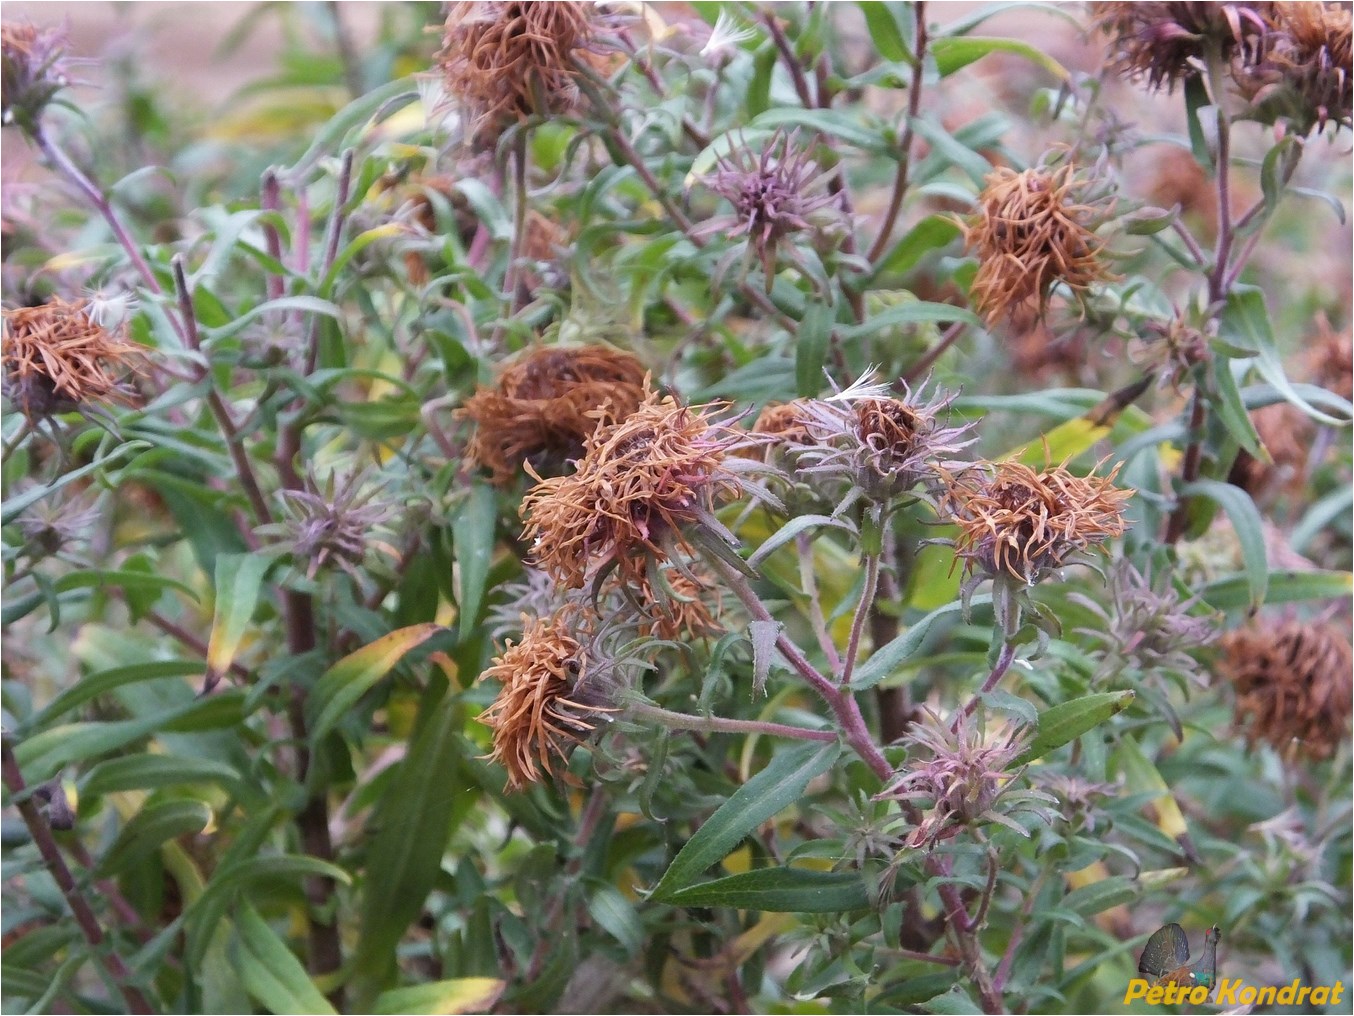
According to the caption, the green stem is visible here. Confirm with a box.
[628,702,838,742]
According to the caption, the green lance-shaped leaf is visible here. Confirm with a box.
[451,484,496,642]
[373,979,505,1015]
[652,741,840,900]
[351,690,462,1003]
[662,867,871,913]
[306,623,442,742]
[1201,569,1353,611]
[930,36,1069,81]
[796,302,835,397]
[1180,479,1268,610]
[1012,690,1135,767]
[95,799,213,878]
[850,595,992,690]
[204,553,271,692]
[1062,876,1138,918]
[233,900,337,1016]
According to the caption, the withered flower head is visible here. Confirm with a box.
[792,375,975,506]
[520,388,746,590]
[2,22,71,133]
[437,1,603,143]
[695,129,842,289]
[256,471,397,582]
[478,607,614,790]
[1072,559,1219,686]
[1090,2,1274,93]
[1248,1,1352,134]
[1220,620,1352,760]
[1,297,144,422]
[629,562,723,641]
[1129,314,1213,392]
[461,345,647,486]
[963,162,1114,326]
[943,459,1133,585]
[16,485,101,557]
[877,710,1054,849]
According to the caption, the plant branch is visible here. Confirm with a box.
[627,702,838,742]
[525,788,612,982]
[1,739,155,1015]
[797,533,842,673]
[904,321,967,383]
[954,640,1017,730]
[840,549,880,686]
[304,149,354,377]
[868,1,928,263]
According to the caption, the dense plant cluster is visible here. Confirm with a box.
[2,3,1350,1014]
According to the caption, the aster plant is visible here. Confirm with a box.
[1,3,1349,1016]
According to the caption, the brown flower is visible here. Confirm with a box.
[1249,1,1352,134]
[461,345,647,485]
[1,22,71,134]
[963,163,1114,326]
[521,388,744,589]
[943,460,1133,585]
[478,608,614,790]
[437,1,604,144]
[1220,620,1352,760]
[631,563,723,641]
[1129,314,1212,392]
[2,297,144,422]
[1090,2,1274,94]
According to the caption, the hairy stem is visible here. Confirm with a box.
[2,740,155,1015]
[954,640,1017,730]
[868,1,928,263]
[841,549,880,686]
[628,702,838,742]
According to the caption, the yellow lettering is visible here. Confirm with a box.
[1331,982,1344,1005]
[1256,985,1277,1006]
[1145,984,1164,1005]
[1188,985,1208,1005]
[1278,979,1300,1004]
[1239,985,1258,1004]
[1297,986,1312,1005]
[1124,979,1150,1003]
[1214,978,1239,1005]
[1311,986,1330,1005]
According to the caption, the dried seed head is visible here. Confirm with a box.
[1129,315,1213,392]
[631,562,723,641]
[256,471,397,583]
[1220,620,1352,760]
[1090,2,1274,94]
[520,388,744,590]
[695,129,842,288]
[1246,1,1352,134]
[878,710,1053,849]
[1,297,145,422]
[478,607,615,790]
[436,1,605,144]
[16,485,101,556]
[461,345,647,486]
[943,459,1133,585]
[963,162,1114,326]
[1,22,71,133]
[791,376,976,505]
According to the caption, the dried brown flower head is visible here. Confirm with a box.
[2,297,144,422]
[437,2,603,143]
[461,345,647,485]
[1220,620,1352,760]
[944,459,1133,585]
[1090,2,1274,93]
[1251,1,1352,133]
[1129,314,1213,392]
[521,388,744,590]
[478,608,614,790]
[964,163,1113,326]
[1,22,71,133]
[1006,304,1092,383]
[631,563,723,641]
[1306,314,1352,402]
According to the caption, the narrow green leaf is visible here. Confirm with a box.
[234,900,337,1016]
[29,660,201,731]
[859,2,913,63]
[664,867,870,912]
[1061,876,1137,917]
[1181,479,1268,609]
[52,568,199,603]
[747,514,853,569]
[284,76,418,178]
[95,800,213,877]
[652,741,840,900]
[306,623,441,742]
[587,883,645,957]
[1211,355,1263,457]
[452,485,496,642]
[1,442,148,526]
[1184,76,1212,169]
[205,553,270,690]
[851,595,992,690]
[796,303,835,397]
[907,117,993,187]
[843,299,981,342]
[748,107,889,153]
[352,691,462,1000]
[931,36,1068,81]
[1200,569,1351,611]
[201,295,344,344]
[871,214,962,279]
[81,753,248,798]
[1012,691,1135,766]
[373,979,505,1016]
